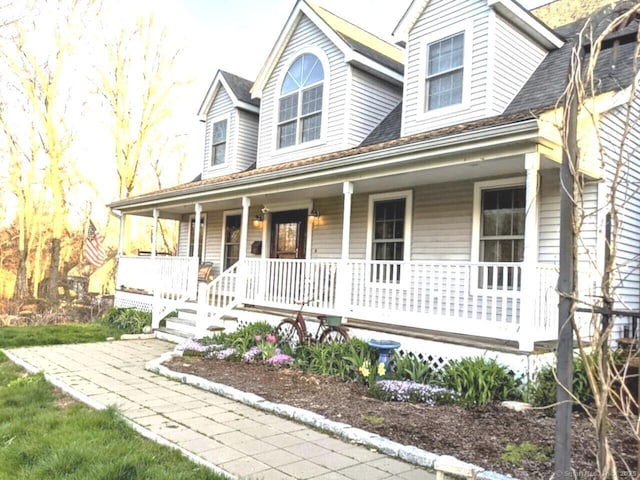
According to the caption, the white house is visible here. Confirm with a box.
[109,0,640,370]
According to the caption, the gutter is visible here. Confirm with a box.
[110,118,540,211]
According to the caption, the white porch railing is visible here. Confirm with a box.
[115,255,199,327]
[240,259,560,349]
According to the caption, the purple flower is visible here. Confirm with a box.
[266,333,277,344]
[214,347,236,360]
[266,353,294,365]
[372,380,458,405]
[242,346,262,362]
[176,337,212,353]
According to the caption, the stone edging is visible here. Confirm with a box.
[147,348,517,480]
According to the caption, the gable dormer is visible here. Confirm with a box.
[197,70,260,180]
[251,0,404,169]
[395,0,563,137]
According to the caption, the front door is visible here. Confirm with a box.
[270,210,307,259]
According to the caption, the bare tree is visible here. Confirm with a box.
[556,3,640,477]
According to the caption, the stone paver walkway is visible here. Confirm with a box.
[4,339,436,480]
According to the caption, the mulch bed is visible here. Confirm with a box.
[164,356,638,480]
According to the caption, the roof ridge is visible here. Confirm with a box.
[306,1,404,64]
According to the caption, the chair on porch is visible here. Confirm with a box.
[197,262,214,283]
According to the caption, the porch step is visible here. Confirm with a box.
[155,327,191,343]
[166,312,197,336]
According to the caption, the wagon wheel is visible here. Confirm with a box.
[275,318,303,350]
[319,326,350,344]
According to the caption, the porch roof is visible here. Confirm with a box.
[109,112,545,216]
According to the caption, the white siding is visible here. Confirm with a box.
[310,196,343,259]
[348,68,402,145]
[538,169,560,263]
[202,88,236,180]
[600,96,640,312]
[402,0,490,137]
[488,15,547,115]
[236,110,259,171]
[537,170,599,268]
[256,14,349,168]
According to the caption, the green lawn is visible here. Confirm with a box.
[0,322,125,349]
[0,351,223,480]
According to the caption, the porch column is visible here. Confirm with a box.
[239,196,250,260]
[193,203,202,259]
[151,209,159,256]
[117,212,125,256]
[520,152,540,351]
[341,182,353,260]
[336,182,354,315]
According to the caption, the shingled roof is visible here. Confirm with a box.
[505,1,640,115]
[219,71,260,108]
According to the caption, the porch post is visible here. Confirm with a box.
[117,212,125,256]
[336,182,354,315]
[341,182,353,260]
[151,209,159,256]
[193,203,202,259]
[239,196,250,260]
[520,152,540,351]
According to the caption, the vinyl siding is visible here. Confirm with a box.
[600,97,640,312]
[256,14,348,168]
[537,169,599,267]
[202,88,236,180]
[236,110,259,171]
[348,68,402,145]
[402,0,490,137]
[489,15,547,115]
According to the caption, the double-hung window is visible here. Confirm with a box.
[367,192,412,284]
[426,32,464,111]
[211,119,227,166]
[478,187,525,289]
[278,53,324,148]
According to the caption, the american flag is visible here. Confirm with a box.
[84,220,106,268]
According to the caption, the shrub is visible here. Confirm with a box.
[529,355,594,410]
[99,307,151,334]
[437,356,523,407]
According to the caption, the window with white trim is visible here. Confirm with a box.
[367,192,412,283]
[211,119,227,166]
[278,53,323,148]
[478,187,525,288]
[425,32,464,111]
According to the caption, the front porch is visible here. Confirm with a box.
[114,255,563,351]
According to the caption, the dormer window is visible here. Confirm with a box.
[211,119,227,166]
[426,32,464,111]
[278,53,324,149]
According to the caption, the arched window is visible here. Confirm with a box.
[278,53,324,148]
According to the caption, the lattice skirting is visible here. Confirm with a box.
[114,290,153,312]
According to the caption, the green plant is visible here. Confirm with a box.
[437,356,523,407]
[362,414,385,425]
[501,441,549,465]
[99,307,151,334]
[529,355,595,410]
[388,351,433,383]
[342,339,378,383]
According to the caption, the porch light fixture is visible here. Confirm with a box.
[308,208,320,218]
[253,214,264,227]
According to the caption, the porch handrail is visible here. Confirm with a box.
[196,261,241,334]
